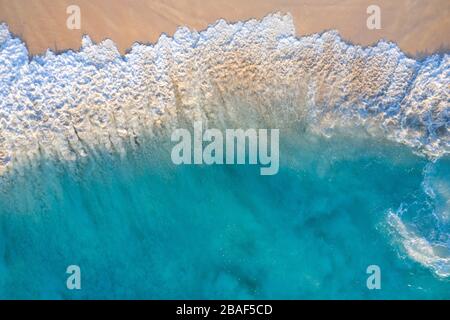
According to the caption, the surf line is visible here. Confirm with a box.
[171,121,279,175]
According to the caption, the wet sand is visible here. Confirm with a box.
[0,0,449,56]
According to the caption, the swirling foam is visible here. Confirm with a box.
[387,160,450,278]
[0,13,448,175]
[388,211,450,278]
[0,13,449,277]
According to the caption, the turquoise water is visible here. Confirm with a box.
[0,11,448,300]
[0,128,449,299]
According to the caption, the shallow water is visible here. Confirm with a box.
[0,129,448,299]
[0,11,449,300]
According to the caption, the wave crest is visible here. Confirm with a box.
[0,13,449,174]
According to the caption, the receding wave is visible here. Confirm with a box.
[0,13,448,174]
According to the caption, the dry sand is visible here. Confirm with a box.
[0,0,449,56]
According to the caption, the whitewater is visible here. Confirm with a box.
[0,13,448,298]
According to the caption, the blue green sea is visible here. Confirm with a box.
[0,14,449,299]
[0,128,449,299]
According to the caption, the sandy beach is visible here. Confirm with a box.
[0,0,448,56]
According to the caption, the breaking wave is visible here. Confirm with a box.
[0,13,448,173]
[0,13,449,281]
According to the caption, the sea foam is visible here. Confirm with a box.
[0,13,448,175]
[0,13,449,279]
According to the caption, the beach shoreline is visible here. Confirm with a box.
[0,0,449,56]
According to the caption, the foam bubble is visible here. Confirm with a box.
[0,13,448,174]
[387,211,450,278]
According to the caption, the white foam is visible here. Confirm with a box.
[0,23,10,45]
[387,211,450,278]
[0,13,449,174]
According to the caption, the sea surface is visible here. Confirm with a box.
[0,128,449,299]
[0,14,448,299]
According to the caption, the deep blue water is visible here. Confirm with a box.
[0,129,449,299]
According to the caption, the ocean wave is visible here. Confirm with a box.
[387,161,450,278]
[387,211,450,278]
[0,12,448,175]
